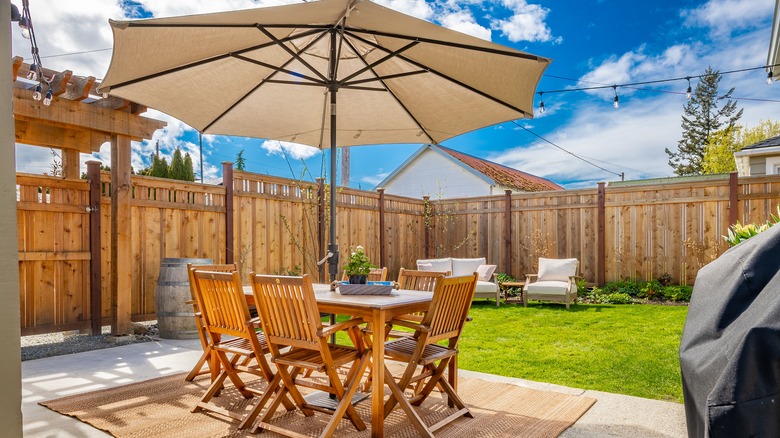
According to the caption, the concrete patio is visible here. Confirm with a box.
[22,338,686,437]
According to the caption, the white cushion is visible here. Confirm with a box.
[475,264,496,281]
[417,263,433,271]
[537,258,578,281]
[525,281,576,295]
[417,258,452,273]
[475,280,498,293]
[451,257,486,277]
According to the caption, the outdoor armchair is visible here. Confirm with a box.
[523,258,580,309]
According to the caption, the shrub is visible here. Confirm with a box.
[601,292,634,304]
[602,279,642,297]
[660,285,692,302]
[657,273,673,287]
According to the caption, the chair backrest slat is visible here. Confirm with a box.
[251,274,321,350]
[423,274,478,345]
[398,268,450,292]
[187,263,237,300]
[192,270,251,339]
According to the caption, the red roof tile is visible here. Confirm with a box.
[437,145,562,192]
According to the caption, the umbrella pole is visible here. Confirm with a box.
[327,91,339,281]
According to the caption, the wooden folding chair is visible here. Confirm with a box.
[382,273,478,436]
[248,273,371,437]
[189,270,293,427]
[185,263,237,382]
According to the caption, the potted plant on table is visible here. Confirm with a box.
[344,246,376,284]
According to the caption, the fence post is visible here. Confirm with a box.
[110,134,133,335]
[597,182,606,286]
[504,190,512,276]
[423,196,431,259]
[223,162,234,264]
[317,178,325,282]
[87,161,102,335]
[729,172,739,226]
[378,188,386,269]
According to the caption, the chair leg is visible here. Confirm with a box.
[321,354,370,436]
[383,365,435,438]
[184,346,211,382]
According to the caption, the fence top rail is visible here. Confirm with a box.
[99,172,227,194]
[17,173,89,190]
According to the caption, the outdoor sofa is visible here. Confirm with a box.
[416,257,500,305]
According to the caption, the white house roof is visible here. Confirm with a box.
[375,144,562,192]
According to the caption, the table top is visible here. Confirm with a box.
[243,284,433,310]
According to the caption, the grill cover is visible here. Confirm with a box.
[679,224,780,437]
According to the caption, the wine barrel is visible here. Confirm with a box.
[155,257,212,339]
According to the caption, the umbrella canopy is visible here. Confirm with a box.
[98,0,550,278]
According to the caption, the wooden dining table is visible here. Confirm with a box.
[243,284,433,437]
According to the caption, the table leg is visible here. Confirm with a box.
[371,308,386,437]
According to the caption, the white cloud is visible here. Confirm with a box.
[261,140,320,160]
[682,0,772,38]
[492,0,559,43]
[439,10,492,40]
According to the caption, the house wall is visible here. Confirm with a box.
[382,149,492,198]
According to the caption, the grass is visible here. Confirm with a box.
[457,301,688,403]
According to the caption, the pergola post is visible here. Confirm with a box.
[61,149,80,180]
[87,161,102,335]
[110,134,133,335]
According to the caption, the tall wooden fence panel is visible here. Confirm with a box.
[99,173,228,321]
[17,174,91,335]
[379,194,425,278]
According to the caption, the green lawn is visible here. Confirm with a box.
[458,301,688,403]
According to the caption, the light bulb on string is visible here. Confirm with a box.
[612,86,619,109]
[686,77,692,99]
[18,17,31,39]
[33,83,42,101]
[43,88,52,106]
[27,63,37,81]
[767,71,774,85]
[538,92,545,114]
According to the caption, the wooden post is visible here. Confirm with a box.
[87,161,102,335]
[423,196,431,259]
[317,178,325,282]
[61,149,80,180]
[0,3,24,433]
[729,172,739,226]
[504,190,512,277]
[597,182,606,286]
[223,162,234,264]
[378,188,386,269]
[110,135,132,335]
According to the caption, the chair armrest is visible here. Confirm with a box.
[525,273,538,284]
[318,317,364,338]
[491,273,499,284]
[387,318,430,333]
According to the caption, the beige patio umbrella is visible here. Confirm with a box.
[98,0,550,279]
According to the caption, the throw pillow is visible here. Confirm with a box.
[537,258,578,282]
[417,263,434,271]
[475,264,496,281]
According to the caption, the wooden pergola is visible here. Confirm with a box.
[12,56,166,335]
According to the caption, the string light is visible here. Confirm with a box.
[15,1,51,107]
[767,71,774,86]
[612,86,619,109]
[538,92,545,114]
[685,77,692,99]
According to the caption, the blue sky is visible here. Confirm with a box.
[12,0,779,189]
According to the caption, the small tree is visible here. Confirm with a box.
[235,149,246,171]
[183,152,195,182]
[666,67,743,176]
[148,154,169,178]
[169,148,187,180]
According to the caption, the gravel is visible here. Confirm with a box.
[21,321,160,361]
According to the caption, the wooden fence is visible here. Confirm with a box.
[16,169,780,334]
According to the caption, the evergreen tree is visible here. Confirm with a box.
[665,67,743,176]
[235,149,246,171]
[148,154,169,178]
[183,152,195,182]
[169,148,187,180]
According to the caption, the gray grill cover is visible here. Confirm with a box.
[679,224,780,437]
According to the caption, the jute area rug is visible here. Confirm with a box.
[40,372,595,437]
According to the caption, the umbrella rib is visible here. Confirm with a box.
[255,25,329,83]
[346,30,529,118]
[232,54,325,86]
[339,35,436,144]
[345,26,545,61]
[105,27,326,91]
[339,40,420,84]
[344,70,427,87]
